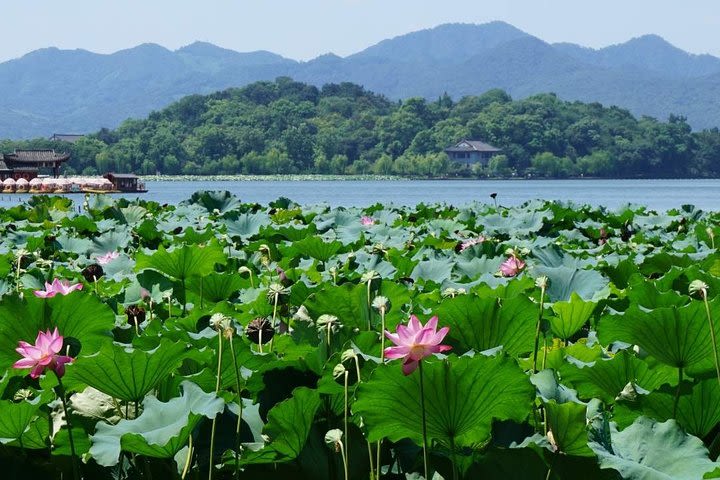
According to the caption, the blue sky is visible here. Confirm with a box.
[1,0,718,61]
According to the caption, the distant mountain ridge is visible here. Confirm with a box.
[2,21,720,138]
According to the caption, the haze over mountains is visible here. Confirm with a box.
[2,21,720,139]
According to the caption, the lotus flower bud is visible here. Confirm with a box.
[535,276,549,289]
[360,270,380,283]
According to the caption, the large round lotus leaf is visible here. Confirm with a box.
[89,381,225,467]
[636,379,720,438]
[0,399,41,446]
[135,241,227,281]
[185,190,241,214]
[544,400,593,456]
[598,300,720,372]
[64,340,187,402]
[223,212,272,239]
[0,292,114,371]
[589,417,719,480]
[354,354,534,449]
[560,350,675,404]
[549,292,597,340]
[434,294,536,356]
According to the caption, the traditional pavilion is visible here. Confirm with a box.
[444,139,501,166]
[0,149,70,180]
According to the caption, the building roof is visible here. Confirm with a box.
[0,160,11,171]
[50,133,85,143]
[4,149,70,163]
[105,173,139,179]
[445,139,501,153]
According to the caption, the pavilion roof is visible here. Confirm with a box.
[4,149,70,163]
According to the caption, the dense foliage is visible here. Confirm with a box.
[1,192,720,479]
[2,78,720,178]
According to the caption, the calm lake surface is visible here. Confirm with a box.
[0,179,718,210]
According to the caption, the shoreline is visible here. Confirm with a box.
[140,174,720,182]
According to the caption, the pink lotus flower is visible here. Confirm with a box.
[33,279,84,298]
[459,235,486,252]
[384,315,451,375]
[13,328,73,379]
[96,251,120,265]
[500,256,526,277]
[360,216,375,226]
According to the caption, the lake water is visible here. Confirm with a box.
[0,179,718,210]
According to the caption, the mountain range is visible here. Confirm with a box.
[2,21,720,139]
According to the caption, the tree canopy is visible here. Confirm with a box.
[2,78,719,178]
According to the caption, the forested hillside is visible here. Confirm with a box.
[2,78,719,178]
[3,22,720,138]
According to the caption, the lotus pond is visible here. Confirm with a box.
[2,192,720,479]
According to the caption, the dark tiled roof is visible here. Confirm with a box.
[4,149,70,163]
[105,173,139,179]
[0,160,10,171]
[50,133,85,143]
[445,139,501,153]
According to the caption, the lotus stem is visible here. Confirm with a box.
[181,435,194,479]
[343,370,350,474]
[701,291,720,386]
[418,361,429,480]
[533,283,547,373]
[352,354,375,479]
[208,331,223,480]
[673,368,683,418]
[55,375,80,480]
[269,291,279,352]
[366,280,373,330]
[229,338,243,480]
[338,440,349,480]
[380,307,386,360]
[377,306,386,478]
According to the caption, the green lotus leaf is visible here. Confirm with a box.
[549,293,596,340]
[186,190,241,214]
[545,400,593,456]
[354,354,534,449]
[597,300,719,372]
[0,399,41,445]
[89,381,225,466]
[589,417,719,479]
[303,283,368,330]
[292,236,343,262]
[0,293,114,371]
[135,241,227,281]
[186,272,243,304]
[224,212,272,239]
[480,209,550,236]
[90,230,132,254]
[55,234,94,255]
[560,350,675,404]
[411,258,455,284]
[530,369,580,404]
[638,379,720,438]
[434,294,536,356]
[64,340,188,402]
[625,275,687,309]
[119,205,148,224]
[534,265,609,302]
